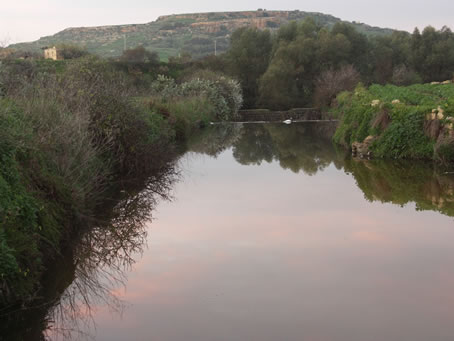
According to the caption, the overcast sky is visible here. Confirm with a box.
[2,0,453,45]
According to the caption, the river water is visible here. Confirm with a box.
[23,123,454,340]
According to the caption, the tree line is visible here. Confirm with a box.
[3,18,454,110]
[219,19,454,109]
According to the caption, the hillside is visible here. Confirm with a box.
[10,10,396,60]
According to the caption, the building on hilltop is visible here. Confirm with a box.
[43,46,62,60]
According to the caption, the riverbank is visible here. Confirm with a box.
[331,83,454,163]
[0,57,241,308]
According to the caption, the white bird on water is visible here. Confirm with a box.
[283,119,292,124]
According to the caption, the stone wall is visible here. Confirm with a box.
[234,108,322,122]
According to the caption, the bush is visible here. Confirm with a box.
[314,64,361,108]
[56,44,89,59]
[0,101,56,303]
[150,73,242,121]
[120,46,159,64]
[0,57,175,305]
[391,65,422,86]
[0,56,240,306]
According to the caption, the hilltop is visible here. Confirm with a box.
[10,10,396,60]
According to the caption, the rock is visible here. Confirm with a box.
[392,99,400,104]
[437,106,445,119]
[431,82,441,85]
[426,113,437,120]
[445,117,454,131]
[371,100,380,107]
[352,135,377,158]
[428,106,445,120]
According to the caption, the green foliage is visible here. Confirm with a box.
[0,101,50,302]
[332,83,454,161]
[373,112,433,159]
[333,85,377,146]
[159,96,215,139]
[120,45,159,64]
[225,18,454,109]
[150,73,243,121]
[56,43,89,59]
[0,57,187,305]
[226,27,272,108]
[257,19,369,109]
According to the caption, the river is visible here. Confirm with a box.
[7,122,454,341]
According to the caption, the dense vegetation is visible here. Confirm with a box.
[222,19,454,109]
[0,57,241,307]
[332,83,454,162]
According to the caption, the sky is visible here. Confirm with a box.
[1,0,453,45]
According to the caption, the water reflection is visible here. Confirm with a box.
[49,166,178,339]
[188,122,342,173]
[3,122,454,341]
[232,123,342,174]
[188,122,454,218]
[0,162,179,340]
[345,158,454,218]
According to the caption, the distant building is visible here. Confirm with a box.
[43,46,61,60]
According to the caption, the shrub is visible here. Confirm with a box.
[0,57,176,305]
[314,64,361,108]
[56,44,89,59]
[120,46,159,64]
[391,65,422,86]
[150,73,242,121]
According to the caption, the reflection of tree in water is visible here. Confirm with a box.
[1,162,179,340]
[187,123,242,157]
[233,123,343,175]
[345,159,454,218]
[187,122,344,174]
[232,124,276,165]
[189,122,454,218]
[53,166,178,339]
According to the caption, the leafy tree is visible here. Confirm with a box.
[411,26,454,81]
[120,46,159,64]
[56,44,89,59]
[225,17,454,110]
[226,27,272,108]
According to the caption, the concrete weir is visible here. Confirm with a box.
[234,108,322,122]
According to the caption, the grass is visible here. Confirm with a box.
[332,83,454,162]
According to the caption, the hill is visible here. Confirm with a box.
[10,10,396,60]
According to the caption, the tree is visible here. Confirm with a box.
[120,46,159,64]
[57,44,89,59]
[314,65,361,107]
[226,27,272,108]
